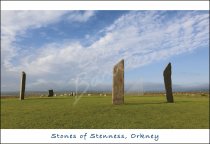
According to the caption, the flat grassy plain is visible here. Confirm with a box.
[1,93,209,129]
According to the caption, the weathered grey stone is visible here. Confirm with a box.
[48,89,54,97]
[112,59,124,104]
[20,71,26,100]
[163,62,174,103]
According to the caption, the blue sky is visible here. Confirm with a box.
[1,11,209,92]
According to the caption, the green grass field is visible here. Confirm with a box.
[1,94,209,129]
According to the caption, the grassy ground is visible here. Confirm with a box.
[1,94,209,129]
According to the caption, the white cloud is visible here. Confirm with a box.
[1,11,96,70]
[67,11,95,22]
[1,11,68,70]
[1,11,209,91]
[1,11,95,91]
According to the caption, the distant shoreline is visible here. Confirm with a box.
[1,91,209,99]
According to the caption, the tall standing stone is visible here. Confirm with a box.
[112,59,124,104]
[48,89,54,97]
[20,71,26,100]
[163,62,174,103]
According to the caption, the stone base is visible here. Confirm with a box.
[112,98,124,105]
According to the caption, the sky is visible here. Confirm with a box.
[1,10,209,92]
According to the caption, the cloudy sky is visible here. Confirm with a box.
[1,11,209,92]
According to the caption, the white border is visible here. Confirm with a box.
[1,1,209,10]
[1,1,209,144]
[1,129,209,143]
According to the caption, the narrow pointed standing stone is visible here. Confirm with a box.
[20,71,26,100]
[163,63,174,103]
[112,59,124,104]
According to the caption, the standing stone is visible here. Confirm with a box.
[20,71,26,100]
[48,90,54,97]
[112,59,124,104]
[163,62,174,103]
